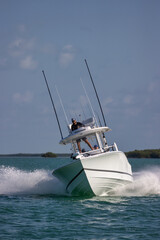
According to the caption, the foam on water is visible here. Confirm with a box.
[111,166,160,197]
[0,165,160,197]
[0,166,66,195]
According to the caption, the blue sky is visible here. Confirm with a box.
[0,0,160,154]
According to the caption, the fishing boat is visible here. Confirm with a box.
[52,117,133,196]
[42,60,133,196]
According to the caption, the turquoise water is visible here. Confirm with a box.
[0,157,160,239]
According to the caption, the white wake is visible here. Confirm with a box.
[0,166,160,197]
[112,166,160,196]
[0,166,65,195]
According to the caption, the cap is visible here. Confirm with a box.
[71,118,76,123]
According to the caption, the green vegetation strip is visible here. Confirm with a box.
[125,149,160,158]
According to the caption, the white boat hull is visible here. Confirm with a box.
[52,151,133,196]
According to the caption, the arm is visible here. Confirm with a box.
[77,122,85,128]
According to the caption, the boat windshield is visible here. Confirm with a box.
[71,142,118,159]
[70,130,116,156]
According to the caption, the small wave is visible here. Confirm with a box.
[0,166,66,195]
[111,166,160,196]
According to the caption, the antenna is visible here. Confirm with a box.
[84,59,107,126]
[80,78,98,126]
[42,70,63,139]
[55,85,69,126]
[80,102,86,120]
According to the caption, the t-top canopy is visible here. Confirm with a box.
[59,126,111,145]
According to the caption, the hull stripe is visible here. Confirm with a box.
[66,169,84,191]
[66,168,132,191]
[85,168,132,177]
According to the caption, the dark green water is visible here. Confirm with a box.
[0,157,160,239]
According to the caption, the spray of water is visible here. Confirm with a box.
[0,166,160,197]
[0,166,66,195]
[111,166,160,197]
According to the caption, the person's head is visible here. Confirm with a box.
[72,118,77,125]
[94,145,98,149]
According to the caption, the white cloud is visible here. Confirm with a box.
[9,38,35,57]
[59,44,75,67]
[13,91,33,104]
[59,52,74,66]
[20,56,38,70]
[63,45,73,51]
[8,37,38,70]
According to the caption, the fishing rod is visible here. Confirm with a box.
[84,59,107,127]
[42,70,63,139]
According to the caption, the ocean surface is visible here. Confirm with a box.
[0,157,160,240]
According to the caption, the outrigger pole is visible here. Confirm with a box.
[84,59,107,126]
[42,70,63,139]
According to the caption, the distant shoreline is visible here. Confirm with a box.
[125,149,160,158]
[0,149,159,158]
[0,153,70,158]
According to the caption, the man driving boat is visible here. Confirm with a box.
[71,118,94,153]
